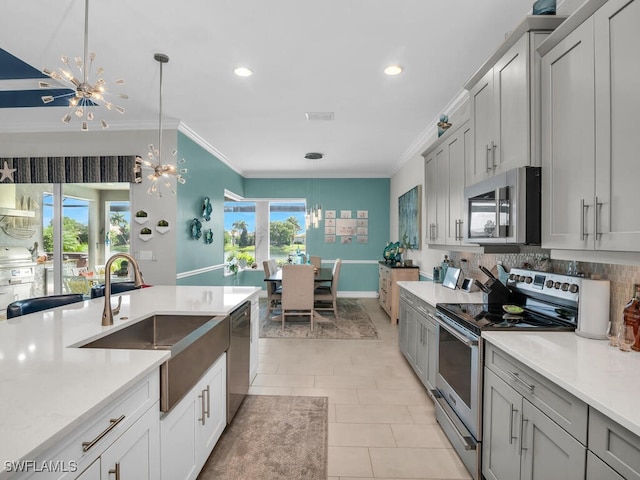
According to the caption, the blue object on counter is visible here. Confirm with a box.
[433,266,443,283]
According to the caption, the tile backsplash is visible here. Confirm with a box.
[448,246,640,326]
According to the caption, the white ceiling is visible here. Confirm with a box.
[1,0,536,178]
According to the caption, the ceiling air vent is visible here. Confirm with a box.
[305,112,334,121]
[304,152,324,160]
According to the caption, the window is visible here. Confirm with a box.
[223,196,307,271]
[269,201,306,264]
[224,200,256,273]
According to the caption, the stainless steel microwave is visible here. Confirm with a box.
[463,166,541,244]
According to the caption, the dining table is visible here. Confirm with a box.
[264,266,333,284]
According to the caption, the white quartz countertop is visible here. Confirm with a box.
[0,285,260,476]
[483,331,640,438]
[397,280,484,307]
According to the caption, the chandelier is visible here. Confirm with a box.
[305,204,322,229]
[134,53,187,197]
[40,0,127,131]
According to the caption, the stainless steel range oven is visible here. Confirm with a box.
[431,268,583,480]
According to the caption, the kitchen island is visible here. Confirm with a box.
[0,285,260,479]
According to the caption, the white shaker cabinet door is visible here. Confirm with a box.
[594,0,640,251]
[541,18,596,250]
[74,459,100,480]
[100,404,160,480]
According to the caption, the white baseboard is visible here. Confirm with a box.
[258,291,378,298]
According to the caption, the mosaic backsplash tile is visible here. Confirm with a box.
[448,246,640,327]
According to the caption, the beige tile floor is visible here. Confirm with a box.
[249,298,472,480]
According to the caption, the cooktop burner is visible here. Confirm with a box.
[436,302,576,335]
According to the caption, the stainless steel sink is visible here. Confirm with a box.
[81,314,230,412]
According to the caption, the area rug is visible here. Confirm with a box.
[197,395,328,480]
[259,297,379,339]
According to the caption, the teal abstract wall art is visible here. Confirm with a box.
[398,185,421,250]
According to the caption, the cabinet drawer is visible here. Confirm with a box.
[587,451,625,480]
[485,344,587,444]
[28,370,160,479]
[589,407,640,480]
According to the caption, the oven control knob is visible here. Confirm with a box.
[509,274,517,281]
[554,281,561,289]
[569,284,579,294]
[525,276,533,284]
[545,279,554,288]
[561,282,570,291]
[519,275,527,282]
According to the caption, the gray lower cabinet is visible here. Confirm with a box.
[398,289,438,393]
[520,398,586,480]
[483,356,587,480]
[483,369,522,480]
[589,407,640,480]
[587,452,624,480]
[485,343,640,480]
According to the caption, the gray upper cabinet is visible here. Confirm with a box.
[423,121,471,246]
[541,0,640,251]
[465,17,565,187]
[468,35,531,186]
[540,19,595,250]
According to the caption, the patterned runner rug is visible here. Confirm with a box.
[259,297,379,339]
[197,395,328,480]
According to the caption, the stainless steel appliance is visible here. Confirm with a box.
[464,166,541,244]
[0,246,36,315]
[432,268,582,480]
[227,301,251,423]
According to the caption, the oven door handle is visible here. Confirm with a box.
[432,313,478,347]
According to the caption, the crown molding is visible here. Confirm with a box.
[389,88,469,177]
[177,122,243,176]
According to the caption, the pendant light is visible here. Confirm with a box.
[135,53,187,197]
[40,0,127,131]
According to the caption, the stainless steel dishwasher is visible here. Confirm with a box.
[227,301,250,423]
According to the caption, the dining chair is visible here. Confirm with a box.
[281,264,316,331]
[6,294,84,319]
[314,258,341,317]
[310,256,321,268]
[263,260,282,317]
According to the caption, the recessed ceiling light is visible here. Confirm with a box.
[234,67,253,77]
[384,65,403,76]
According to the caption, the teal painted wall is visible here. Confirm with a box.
[175,140,390,293]
[176,132,244,285]
[245,178,390,292]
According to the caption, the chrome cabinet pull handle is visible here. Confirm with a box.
[520,417,529,452]
[82,415,126,452]
[205,385,211,419]
[108,462,121,480]
[198,390,206,425]
[595,196,604,238]
[509,405,519,445]
[580,199,589,241]
[491,141,497,170]
[509,371,535,392]
[486,144,491,172]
